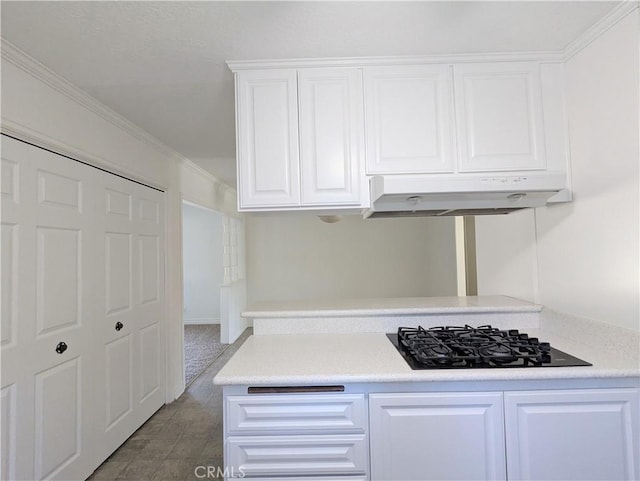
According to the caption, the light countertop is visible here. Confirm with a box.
[243,295,542,318]
[213,325,640,386]
[215,297,639,386]
[246,295,544,335]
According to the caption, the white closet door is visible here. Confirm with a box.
[130,182,165,426]
[1,135,166,480]
[93,171,166,460]
[1,136,98,481]
[1,139,21,481]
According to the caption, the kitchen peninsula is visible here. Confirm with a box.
[214,296,639,480]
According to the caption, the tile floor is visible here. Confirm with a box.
[87,328,252,481]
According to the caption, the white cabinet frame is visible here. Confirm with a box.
[363,64,455,175]
[236,69,301,208]
[504,388,639,481]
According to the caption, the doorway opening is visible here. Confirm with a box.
[181,201,228,386]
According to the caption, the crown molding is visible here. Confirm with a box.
[1,38,189,167]
[180,159,240,216]
[227,3,638,72]
[1,38,237,193]
[181,157,234,193]
[563,1,639,61]
[227,51,565,72]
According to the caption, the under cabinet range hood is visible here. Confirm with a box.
[364,174,569,218]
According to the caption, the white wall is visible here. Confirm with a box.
[477,8,640,332]
[1,41,234,399]
[246,213,457,303]
[475,209,539,303]
[182,203,224,324]
[536,10,639,331]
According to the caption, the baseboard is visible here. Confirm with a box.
[184,318,220,325]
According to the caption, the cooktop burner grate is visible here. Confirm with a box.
[390,325,591,369]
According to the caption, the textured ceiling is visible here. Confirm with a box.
[1,1,618,186]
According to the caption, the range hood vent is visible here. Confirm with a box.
[364,173,569,219]
[367,207,526,218]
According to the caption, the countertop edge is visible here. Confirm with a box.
[242,304,543,319]
[213,368,640,386]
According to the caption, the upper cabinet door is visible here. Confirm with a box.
[454,62,546,172]
[236,70,300,208]
[363,65,455,174]
[298,68,365,205]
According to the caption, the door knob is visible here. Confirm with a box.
[55,342,68,354]
[115,321,124,331]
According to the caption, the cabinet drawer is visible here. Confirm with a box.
[226,393,366,434]
[227,434,368,477]
[242,477,367,481]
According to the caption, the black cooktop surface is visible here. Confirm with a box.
[388,325,592,370]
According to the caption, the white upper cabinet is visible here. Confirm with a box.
[363,65,455,174]
[298,68,365,206]
[236,69,301,208]
[453,62,546,172]
[234,68,366,211]
[230,57,571,211]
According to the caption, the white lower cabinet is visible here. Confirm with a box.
[227,434,368,477]
[368,388,639,481]
[224,393,368,479]
[240,478,367,481]
[504,388,639,481]
[369,392,506,481]
[222,386,639,481]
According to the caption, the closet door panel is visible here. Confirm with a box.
[1,135,166,479]
[95,175,165,459]
[1,136,98,481]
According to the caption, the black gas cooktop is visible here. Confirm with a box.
[389,325,591,370]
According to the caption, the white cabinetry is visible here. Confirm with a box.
[235,68,366,211]
[504,388,639,481]
[363,61,567,177]
[369,392,506,481]
[230,57,572,212]
[224,393,368,479]
[236,69,300,208]
[363,65,455,174]
[367,387,639,481]
[299,69,365,206]
[228,434,367,478]
[222,385,638,480]
[453,62,546,172]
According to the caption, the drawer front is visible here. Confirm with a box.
[226,394,366,434]
[241,477,367,481]
[227,434,368,477]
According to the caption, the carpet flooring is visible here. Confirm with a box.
[184,324,228,386]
